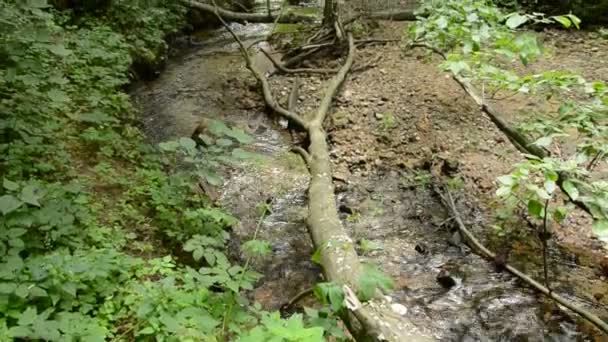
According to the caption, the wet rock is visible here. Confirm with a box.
[436,269,457,289]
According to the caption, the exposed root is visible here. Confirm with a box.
[434,182,608,335]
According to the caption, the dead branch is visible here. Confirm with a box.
[435,183,608,335]
[261,48,339,75]
[412,43,594,216]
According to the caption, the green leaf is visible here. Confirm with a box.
[192,248,203,261]
[527,199,544,218]
[47,89,69,103]
[3,179,19,191]
[562,180,579,200]
[506,13,528,29]
[497,175,514,186]
[436,16,448,29]
[208,120,230,136]
[224,128,253,144]
[47,44,71,57]
[544,180,556,195]
[0,282,17,294]
[496,186,511,197]
[533,136,552,148]
[0,195,23,215]
[552,16,571,28]
[159,141,180,152]
[204,172,223,186]
[18,307,38,326]
[566,14,581,29]
[592,220,608,238]
[179,137,196,151]
[311,248,322,264]
[137,327,155,335]
[20,184,42,206]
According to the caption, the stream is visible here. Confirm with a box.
[132,6,598,341]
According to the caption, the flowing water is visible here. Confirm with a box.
[132,5,598,341]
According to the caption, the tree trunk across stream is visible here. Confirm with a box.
[133,18,608,341]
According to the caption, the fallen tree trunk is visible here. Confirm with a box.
[182,0,315,23]
[214,8,434,340]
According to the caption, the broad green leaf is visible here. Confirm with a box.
[544,180,556,195]
[3,179,19,191]
[20,184,42,206]
[18,307,38,326]
[562,180,579,200]
[566,14,581,29]
[0,195,23,215]
[552,16,571,28]
[208,120,230,136]
[179,137,196,150]
[47,44,71,56]
[137,327,155,335]
[533,136,552,148]
[47,89,69,103]
[159,140,180,152]
[225,128,254,144]
[204,172,222,186]
[497,175,514,186]
[436,16,448,29]
[506,13,528,29]
[592,220,608,237]
[496,186,511,197]
[527,199,544,218]
[0,282,17,294]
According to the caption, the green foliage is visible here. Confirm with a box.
[236,312,325,342]
[357,264,394,301]
[411,0,608,248]
[0,1,333,341]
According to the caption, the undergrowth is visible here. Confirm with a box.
[0,1,344,340]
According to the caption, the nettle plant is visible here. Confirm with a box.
[410,0,608,246]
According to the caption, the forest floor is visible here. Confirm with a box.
[136,21,608,340]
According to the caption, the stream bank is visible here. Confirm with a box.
[133,18,608,341]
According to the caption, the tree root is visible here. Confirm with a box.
[433,182,608,335]
[412,43,594,217]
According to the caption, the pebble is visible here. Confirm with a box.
[375,112,384,120]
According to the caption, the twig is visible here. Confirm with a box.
[211,2,308,130]
[283,287,315,309]
[291,146,311,165]
[355,38,400,46]
[436,182,608,335]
